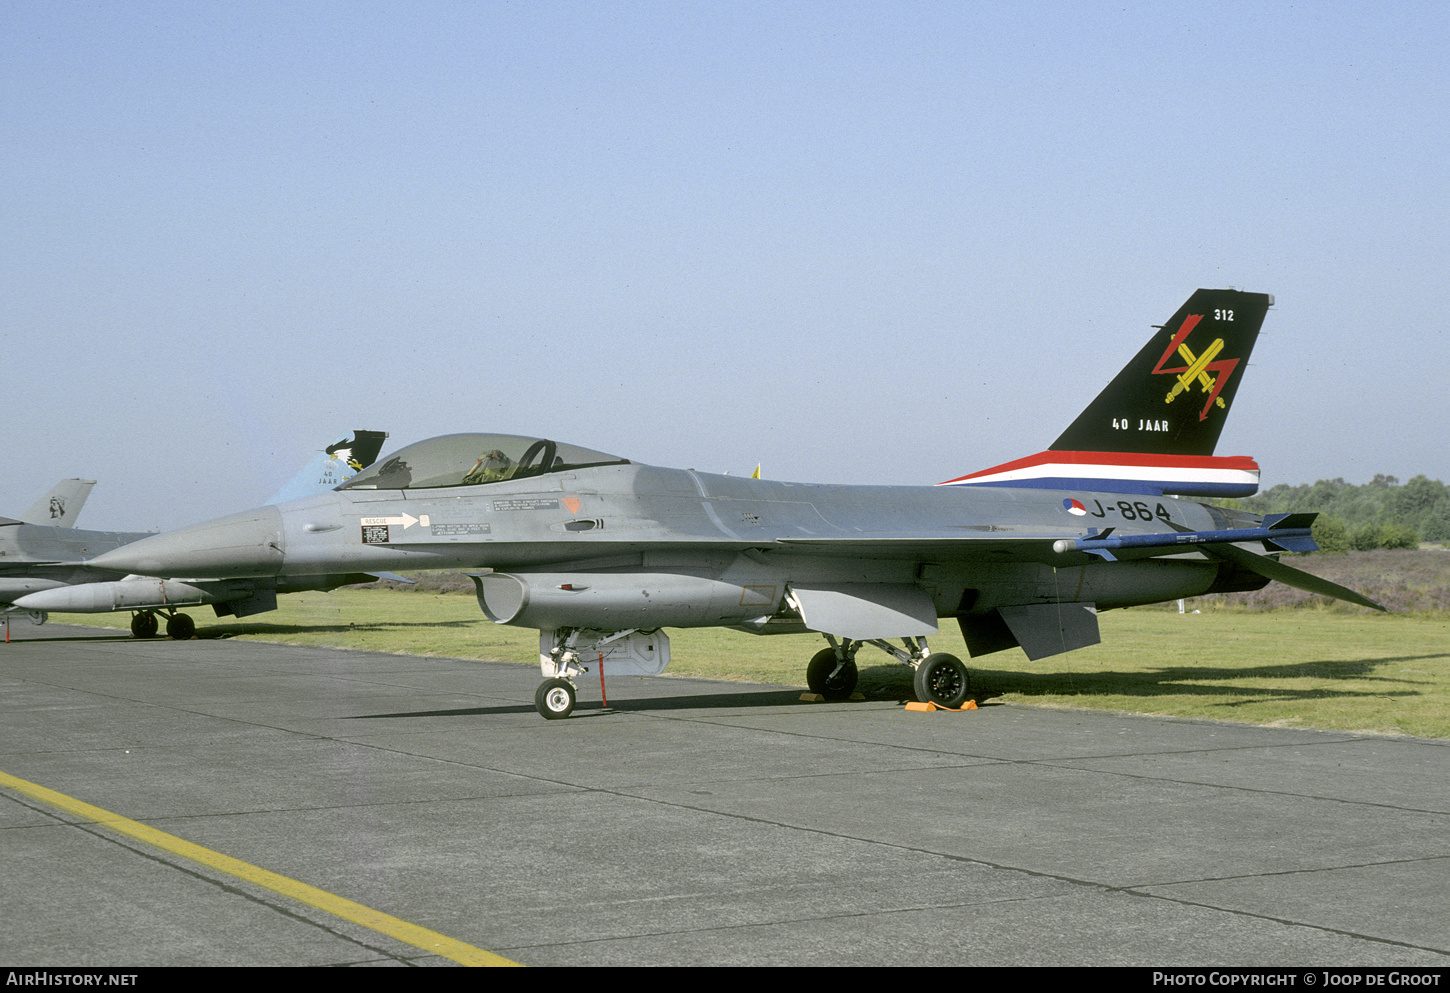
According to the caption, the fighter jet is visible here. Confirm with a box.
[0,491,152,629]
[78,290,1381,717]
[0,478,117,616]
[6,430,388,638]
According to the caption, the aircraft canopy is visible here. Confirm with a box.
[337,433,629,490]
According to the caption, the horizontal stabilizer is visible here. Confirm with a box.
[1204,542,1386,612]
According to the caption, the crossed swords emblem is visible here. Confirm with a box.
[1150,313,1240,422]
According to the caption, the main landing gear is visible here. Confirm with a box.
[912,651,971,709]
[130,610,196,640]
[806,646,858,700]
[805,635,971,709]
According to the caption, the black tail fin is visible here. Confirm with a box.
[941,289,1272,496]
[1050,288,1272,457]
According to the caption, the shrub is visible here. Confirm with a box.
[1313,516,1349,554]
[1381,522,1420,550]
[1350,523,1384,551]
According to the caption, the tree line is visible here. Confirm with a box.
[1237,474,1450,552]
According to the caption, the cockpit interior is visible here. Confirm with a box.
[337,433,630,490]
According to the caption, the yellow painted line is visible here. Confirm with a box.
[0,768,521,967]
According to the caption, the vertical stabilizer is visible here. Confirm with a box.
[266,430,389,505]
[941,289,1272,497]
[20,479,96,527]
[1050,288,1271,456]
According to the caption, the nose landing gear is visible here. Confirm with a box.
[535,678,577,719]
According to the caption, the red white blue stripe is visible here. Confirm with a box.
[938,450,1260,498]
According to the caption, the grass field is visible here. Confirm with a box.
[47,589,1450,740]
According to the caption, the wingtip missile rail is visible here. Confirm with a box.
[1057,514,1318,562]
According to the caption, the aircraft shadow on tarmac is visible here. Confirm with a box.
[356,688,814,720]
[962,654,1447,708]
[17,626,1443,715]
[350,650,1446,722]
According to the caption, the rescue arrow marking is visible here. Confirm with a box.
[360,514,428,529]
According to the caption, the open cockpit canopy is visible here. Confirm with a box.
[337,433,630,490]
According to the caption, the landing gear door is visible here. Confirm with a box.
[540,628,671,677]
[595,630,670,675]
[789,583,938,640]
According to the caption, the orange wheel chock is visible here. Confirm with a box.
[905,699,978,712]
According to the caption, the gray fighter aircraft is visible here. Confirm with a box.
[0,482,148,628]
[0,478,106,612]
[77,290,1381,717]
[6,431,388,638]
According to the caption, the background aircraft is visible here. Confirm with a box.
[0,478,107,618]
[79,291,1380,716]
[15,479,96,528]
[0,484,152,628]
[5,430,388,638]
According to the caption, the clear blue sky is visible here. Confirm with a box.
[4,1,1446,530]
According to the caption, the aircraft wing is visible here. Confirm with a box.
[781,518,1384,612]
[775,530,1072,562]
[0,560,76,571]
[1193,541,1384,611]
[772,515,1313,562]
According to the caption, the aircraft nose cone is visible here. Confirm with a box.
[87,506,286,578]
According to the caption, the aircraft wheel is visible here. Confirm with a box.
[535,678,576,719]
[913,653,970,708]
[131,612,159,639]
[806,648,858,701]
[166,613,196,640]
